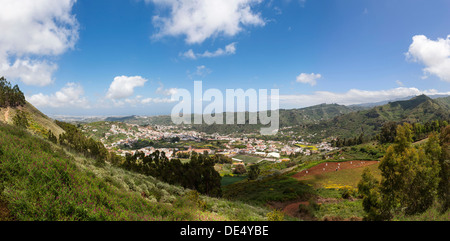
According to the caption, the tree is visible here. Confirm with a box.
[47,130,57,144]
[366,123,442,219]
[378,121,398,144]
[248,164,260,181]
[0,77,26,108]
[233,164,247,174]
[438,126,450,211]
[358,168,390,220]
[13,110,29,129]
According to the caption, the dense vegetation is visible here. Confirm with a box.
[0,123,272,221]
[296,95,450,142]
[121,151,223,197]
[0,77,26,108]
[102,104,359,132]
[358,123,449,220]
[56,120,114,164]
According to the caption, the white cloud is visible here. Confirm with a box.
[181,49,197,59]
[406,34,450,82]
[141,97,177,104]
[1,59,58,86]
[279,87,450,108]
[395,80,404,86]
[0,0,79,86]
[106,76,148,100]
[117,95,176,106]
[181,42,237,59]
[187,65,212,79]
[27,82,89,108]
[156,82,179,96]
[296,73,321,86]
[148,0,265,44]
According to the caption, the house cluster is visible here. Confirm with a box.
[93,122,337,162]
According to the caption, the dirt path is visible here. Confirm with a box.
[4,107,10,122]
[292,160,379,181]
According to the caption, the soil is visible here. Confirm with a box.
[268,161,378,221]
[292,160,379,181]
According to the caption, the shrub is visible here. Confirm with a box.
[233,164,247,174]
[185,190,207,210]
[341,188,356,199]
[266,209,284,221]
[298,204,311,215]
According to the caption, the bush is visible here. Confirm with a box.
[185,190,207,210]
[298,204,311,215]
[341,188,357,199]
[233,164,247,174]
[13,111,29,129]
[266,209,284,221]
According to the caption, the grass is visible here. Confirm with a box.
[314,199,365,220]
[221,175,247,186]
[0,123,272,221]
[223,174,315,206]
[301,163,382,189]
[393,204,450,221]
[232,154,263,164]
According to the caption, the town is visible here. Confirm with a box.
[81,121,338,165]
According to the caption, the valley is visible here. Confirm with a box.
[0,77,449,221]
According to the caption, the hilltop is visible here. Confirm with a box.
[0,101,65,137]
[292,95,450,141]
[0,77,64,137]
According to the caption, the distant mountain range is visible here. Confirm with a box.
[291,94,450,141]
[349,94,450,108]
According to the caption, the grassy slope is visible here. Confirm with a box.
[293,95,450,141]
[0,123,270,221]
[0,101,64,137]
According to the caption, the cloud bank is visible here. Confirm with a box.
[279,87,450,108]
[28,82,89,108]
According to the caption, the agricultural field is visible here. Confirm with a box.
[232,154,264,164]
[295,144,318,151]
[222,158,383,220]
[293,161,381,188]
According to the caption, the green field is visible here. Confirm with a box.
[232,154,263,164]
[221,175,247,186]
[295,144,318,151]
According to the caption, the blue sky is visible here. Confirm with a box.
[1,0,450,116]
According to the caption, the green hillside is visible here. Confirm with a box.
[187,103,359,135]
[93,95,450,141]
[0,123,271,221]
[0,77,64,138]
[293,95,450,141]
